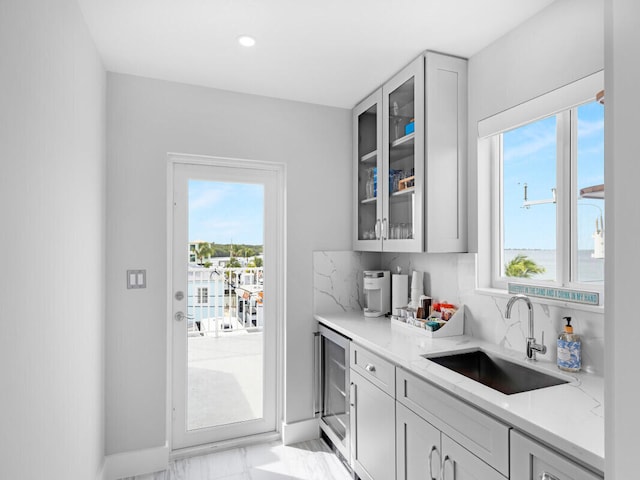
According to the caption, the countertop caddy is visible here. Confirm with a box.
[314,311,604,475]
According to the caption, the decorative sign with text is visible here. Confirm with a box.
[507,283,600,306]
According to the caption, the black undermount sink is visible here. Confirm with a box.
[423,350,569,395]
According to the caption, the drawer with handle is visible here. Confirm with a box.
[350,344,395,396]
[510,430,603,480]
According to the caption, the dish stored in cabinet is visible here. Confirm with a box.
[315,324,351,466]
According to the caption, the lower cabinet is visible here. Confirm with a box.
[351,369,396,480]
[340,342,603,480]
[510,430,603,480]
[397,402,506,480]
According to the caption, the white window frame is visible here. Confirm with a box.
[196,286,209,305]
[480,71,604,302]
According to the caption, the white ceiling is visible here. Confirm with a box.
[77,0,556,109]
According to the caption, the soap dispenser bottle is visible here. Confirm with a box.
[557,316,581,372]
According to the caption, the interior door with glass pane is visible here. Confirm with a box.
[353,90,383,251]
[171,158,280,450]
[382,57,424,252]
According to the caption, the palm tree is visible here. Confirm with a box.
[504,254,546,278]
[195,242,212,266]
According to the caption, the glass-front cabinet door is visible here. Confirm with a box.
[352,52,466,253]
[382,56,424,252]
[353,90,383,251]
[353,57,424,252]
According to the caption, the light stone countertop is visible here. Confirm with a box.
[315,311,604,475]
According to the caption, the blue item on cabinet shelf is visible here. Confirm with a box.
[373,167,377,197]
[388,169,398,192]
[405,121,415,135]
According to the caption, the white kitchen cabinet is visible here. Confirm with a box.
[441,434,506,480]
[397,399,506,480]
[396,401,442,480]
[353,51,467,253]
[396,367,510,476]
[510,430,603,480]
[350,347,396,480]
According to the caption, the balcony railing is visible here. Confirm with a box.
[187,266,264,337]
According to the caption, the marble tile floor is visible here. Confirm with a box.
[127,439,353,480]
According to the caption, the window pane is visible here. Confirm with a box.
[502,116,557,281]
[575,101,605,284]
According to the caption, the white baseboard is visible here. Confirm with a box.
[281,418,320,445]
[104,444,169,480]
[97,457,106,480]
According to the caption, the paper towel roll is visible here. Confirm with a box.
[410,271,424,307]
[392,274,408,310]
[411,271,423,289]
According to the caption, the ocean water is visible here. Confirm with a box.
[504,249,604,284]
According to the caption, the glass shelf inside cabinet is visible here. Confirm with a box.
[390,133,415,163]
[360,150,377,163]
[390,132,415,148]
[387,75,416,242]
[390,186,415,198]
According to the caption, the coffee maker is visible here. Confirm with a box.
[363,270,390,317]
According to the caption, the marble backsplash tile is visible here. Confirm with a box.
[381,252,605,376]
[312,250,604,375]
[312,251,379,314]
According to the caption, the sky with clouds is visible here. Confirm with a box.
[188,180,264,245]
[502,100,605,251]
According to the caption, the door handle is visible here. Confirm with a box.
[364,363,376,373]
[441,455,454,480]
[313,331,321,417]
[540,473,560,480]
[428,445,439,480]
[174,311,191,322]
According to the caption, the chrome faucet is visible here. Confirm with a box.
[505,294,547,360]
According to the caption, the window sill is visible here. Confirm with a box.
[474,287,605,314]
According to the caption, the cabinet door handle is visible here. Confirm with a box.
[313,331,321,417]
[364,363,376,373]
[427,445,439,480]
[382,218,388,239]
[349,381,356,408]
[441,455,454,480]
[540,473,560,480]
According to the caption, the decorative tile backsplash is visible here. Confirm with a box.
[313,250,605,375]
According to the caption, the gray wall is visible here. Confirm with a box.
[106,74,351,454]
[0,0,106,478]
[468,0,604,254]
[462,0,605,370]
[605,0,640,477]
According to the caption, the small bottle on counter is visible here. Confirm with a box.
[557,316,581,372]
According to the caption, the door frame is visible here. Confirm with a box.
[166,152,286,456]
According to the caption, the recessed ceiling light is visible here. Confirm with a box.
[237,35,256,47]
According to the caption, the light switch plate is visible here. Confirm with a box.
[127,269,147,289]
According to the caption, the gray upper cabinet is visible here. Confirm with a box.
[353,51,467,253]
[424,51,468,253]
